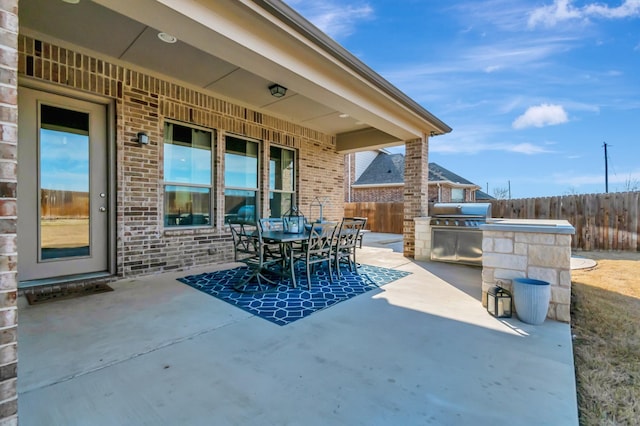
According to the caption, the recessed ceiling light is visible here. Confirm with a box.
[158,32,178,43]
[62,0,80,4]
[339,113,349,118]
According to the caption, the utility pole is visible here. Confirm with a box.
[508,180,511,199]
[603,142,609,193]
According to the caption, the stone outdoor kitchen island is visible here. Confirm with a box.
[413,216,576,323]
[480,219,575,323]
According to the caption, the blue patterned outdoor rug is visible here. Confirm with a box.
[178,264,411,326]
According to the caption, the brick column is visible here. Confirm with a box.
[403,135,429,257]
[0,2,19,424]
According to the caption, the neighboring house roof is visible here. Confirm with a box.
[354,153,404,185]
[352,153,480,189]
[475,190,495,200]
[428,162,477,187]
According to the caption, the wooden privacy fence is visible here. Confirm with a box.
[490,192,640,252]
[344,202,404,234]
[346,192,639,251]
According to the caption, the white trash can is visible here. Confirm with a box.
[513,278,551,325]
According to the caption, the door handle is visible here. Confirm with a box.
[99,207,107,212]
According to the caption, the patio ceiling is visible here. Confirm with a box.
[19,0,451,151]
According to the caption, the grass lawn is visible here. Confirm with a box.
[571,251,640,425]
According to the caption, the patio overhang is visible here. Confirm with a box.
[20,0,451,148]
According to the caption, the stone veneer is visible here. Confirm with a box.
[480,220,575,323]
[413,217,432,262]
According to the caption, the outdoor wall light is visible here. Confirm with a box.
[137,132,149,145]
[487,285,512,318]
[269,84,287,98]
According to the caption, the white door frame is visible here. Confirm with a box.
[17,81,116,287]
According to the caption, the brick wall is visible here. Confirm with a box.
[18,35,343,278]
[0,1,18,423]
[352,186,403,202]
[403,137,429,257]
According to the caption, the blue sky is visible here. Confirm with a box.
[284,0,640,198]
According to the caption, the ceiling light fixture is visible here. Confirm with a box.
[339,113,349,119]
[158,32,178,43]
[269,84,287,98]
[62,0,81,4]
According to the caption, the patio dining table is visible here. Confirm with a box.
[260,229,308,288]
[258,224,362,289]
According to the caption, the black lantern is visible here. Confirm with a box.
[487,286,512,318]
[282,206,305,234]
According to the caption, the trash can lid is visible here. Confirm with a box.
[514,278,549,286]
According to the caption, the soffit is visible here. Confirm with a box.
[19,0,449,144]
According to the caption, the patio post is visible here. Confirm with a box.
[0,1,19,424]
[403,134,429,257]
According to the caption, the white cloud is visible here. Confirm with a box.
[528,0,582,28]
[550,170,640,186]
[484,65,503,73]
[529,0,640,28]
[584,0,640,18]
[431,139,553,155]
[508,143,552,154]
[284,0,373,39]
[512,104,569,129]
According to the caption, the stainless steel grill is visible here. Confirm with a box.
[429,203,492,266]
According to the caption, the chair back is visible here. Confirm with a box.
[228,219,261,264]
[336,217,366,251]
[305,222,338,259]
[353,216,368,229]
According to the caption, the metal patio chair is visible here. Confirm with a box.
[259,218,286,262]
[333,217,367,278]
[291,221,338,290]
[228,219,283,293]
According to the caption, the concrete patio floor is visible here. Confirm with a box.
[17,236,579,425]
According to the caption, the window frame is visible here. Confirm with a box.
[268,144,297,218]
[451,187,465,202]
[224,134,261,223]
[162,120,215,228]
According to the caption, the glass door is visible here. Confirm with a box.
[18,87,109,284]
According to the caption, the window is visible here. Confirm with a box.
[269,146,295,217]
[224,135,259,222]
[451,188,465,202]
[163,122,214,227]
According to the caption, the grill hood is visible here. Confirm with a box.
[431,203,492,218]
